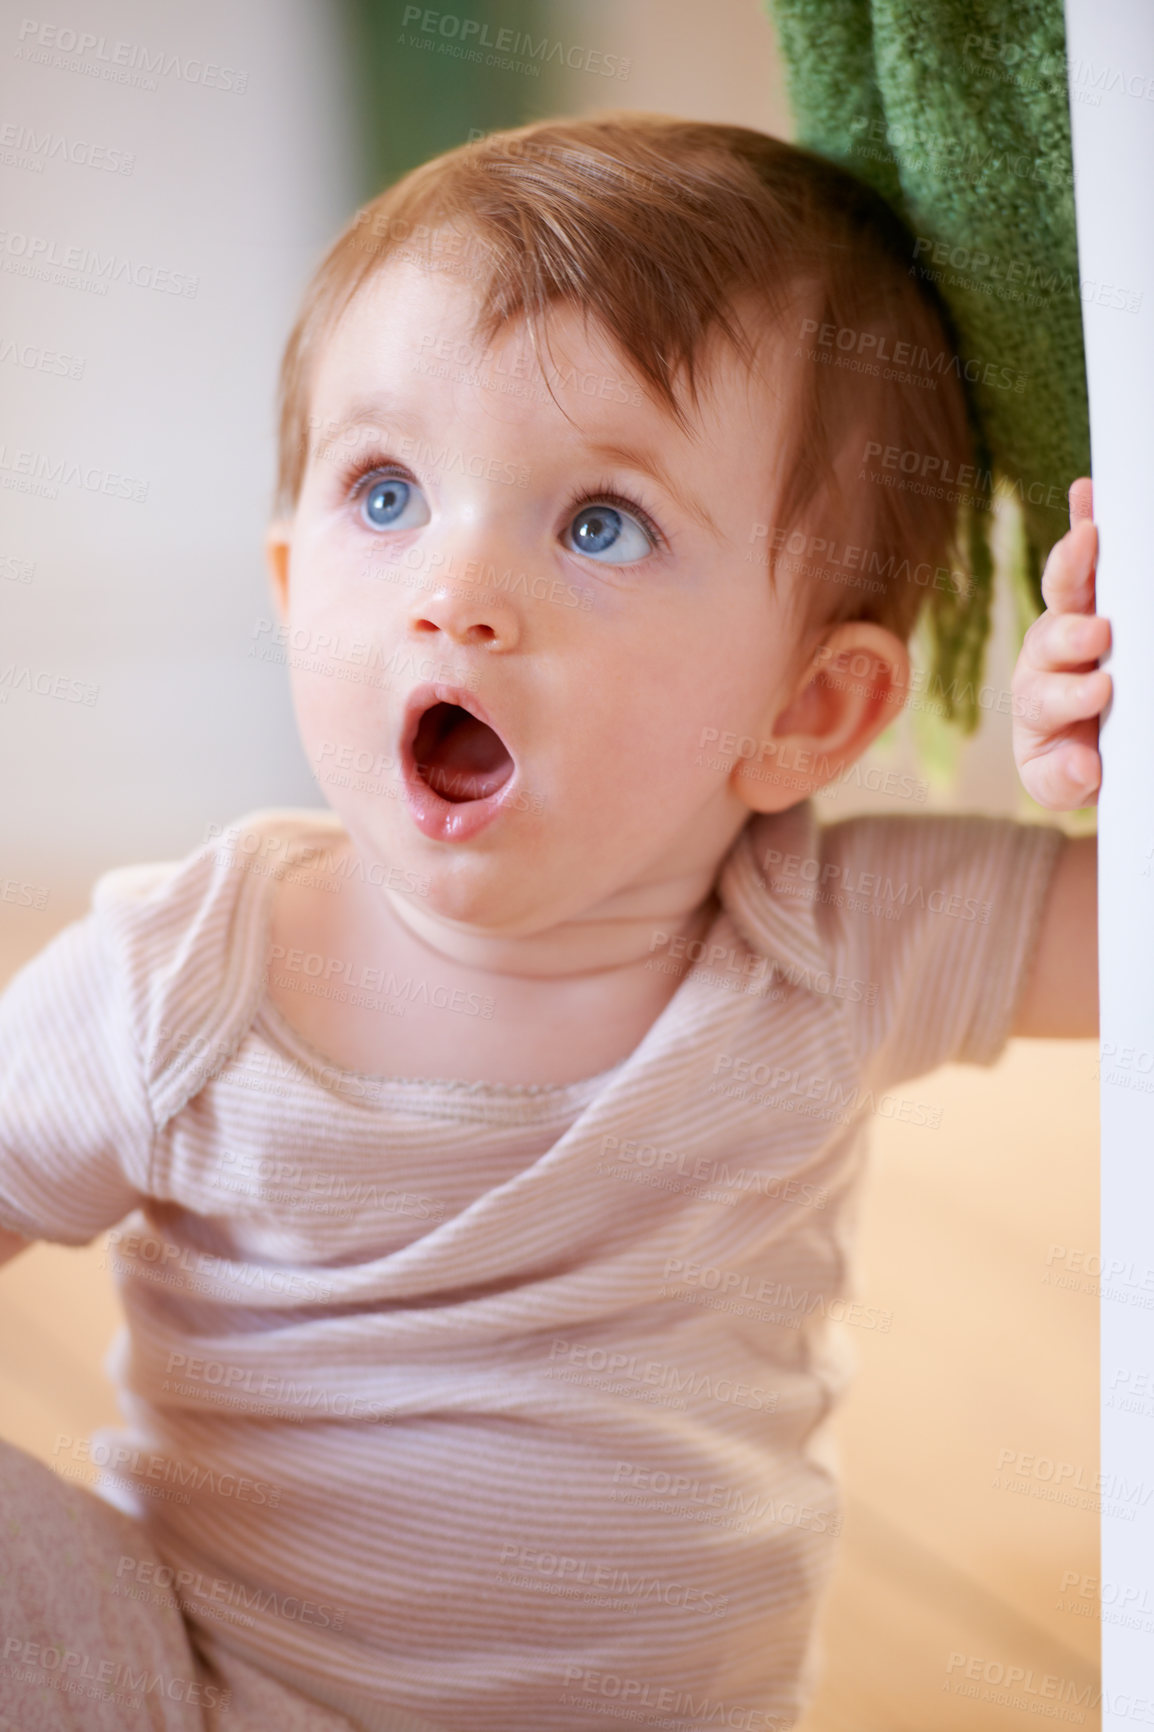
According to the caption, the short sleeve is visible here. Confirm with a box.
[0,908,154,1245]
[814,812,1067,1088]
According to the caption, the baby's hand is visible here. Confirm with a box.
[1012,478,1112,809]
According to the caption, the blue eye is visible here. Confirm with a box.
[359,473,430,531]
[566,502,654,565]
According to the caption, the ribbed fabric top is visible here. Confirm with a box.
[0,802,1064,1732]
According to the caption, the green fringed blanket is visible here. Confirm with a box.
[767,0,1090,728]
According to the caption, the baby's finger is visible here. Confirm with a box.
[1019,607,1111,673]
[1017,667,1112,739]
[1040,518,1097,614]
[1068,476,1093,525]
[1019,726,1102,809]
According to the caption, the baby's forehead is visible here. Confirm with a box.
[313,257,790,454]
[319,258,631,396]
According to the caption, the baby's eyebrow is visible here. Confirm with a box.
[584,439,720,538]
[321,390,424,441]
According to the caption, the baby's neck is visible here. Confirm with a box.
[364,853,721,983]
[267,829,734,1086]
[322,804,750,982]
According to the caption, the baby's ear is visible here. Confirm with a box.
[264,521,292,624]
[732,621,910,814]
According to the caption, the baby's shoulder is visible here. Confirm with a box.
[92,807,340,1121]
[735,800,1048,886]
[722,800,1063,970]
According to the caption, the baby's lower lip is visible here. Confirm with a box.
[400,761,518,842]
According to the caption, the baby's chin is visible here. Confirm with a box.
[409,869,554,935]
[378,838,632,949]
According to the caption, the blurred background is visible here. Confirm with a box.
[0,2,1098,1725]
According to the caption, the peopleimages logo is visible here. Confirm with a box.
[495,1543,730,1618]
[114,1557,346,1630]
[399,7,631,78]
[0,229,198,296]
[0,1637,230,1712]
[944,1651,1097,1713]
[0,120,134,173]
[14,20,248,93]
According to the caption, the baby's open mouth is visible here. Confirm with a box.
[411,701,515,803]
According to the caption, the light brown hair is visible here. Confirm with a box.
[275,112,978,672]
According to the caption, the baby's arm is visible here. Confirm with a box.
[1010,479,1107,1038]
[0,907,154,1261]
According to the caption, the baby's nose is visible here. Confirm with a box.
[407,565,522,650]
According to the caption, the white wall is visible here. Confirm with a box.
[0,0,356,911]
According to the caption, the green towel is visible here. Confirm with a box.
[767,0,1090,729]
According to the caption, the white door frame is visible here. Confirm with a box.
[1064,0,1154,1715]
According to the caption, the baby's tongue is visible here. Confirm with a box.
[415,703,514,803]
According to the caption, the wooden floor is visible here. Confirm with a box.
[796,1041,1099,1728]
[0,909,1099,1726]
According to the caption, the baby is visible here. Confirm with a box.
[0,116,1106,1732]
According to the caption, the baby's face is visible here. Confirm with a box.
[272,256,810,936]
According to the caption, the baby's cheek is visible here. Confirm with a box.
[290,653,389,776]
